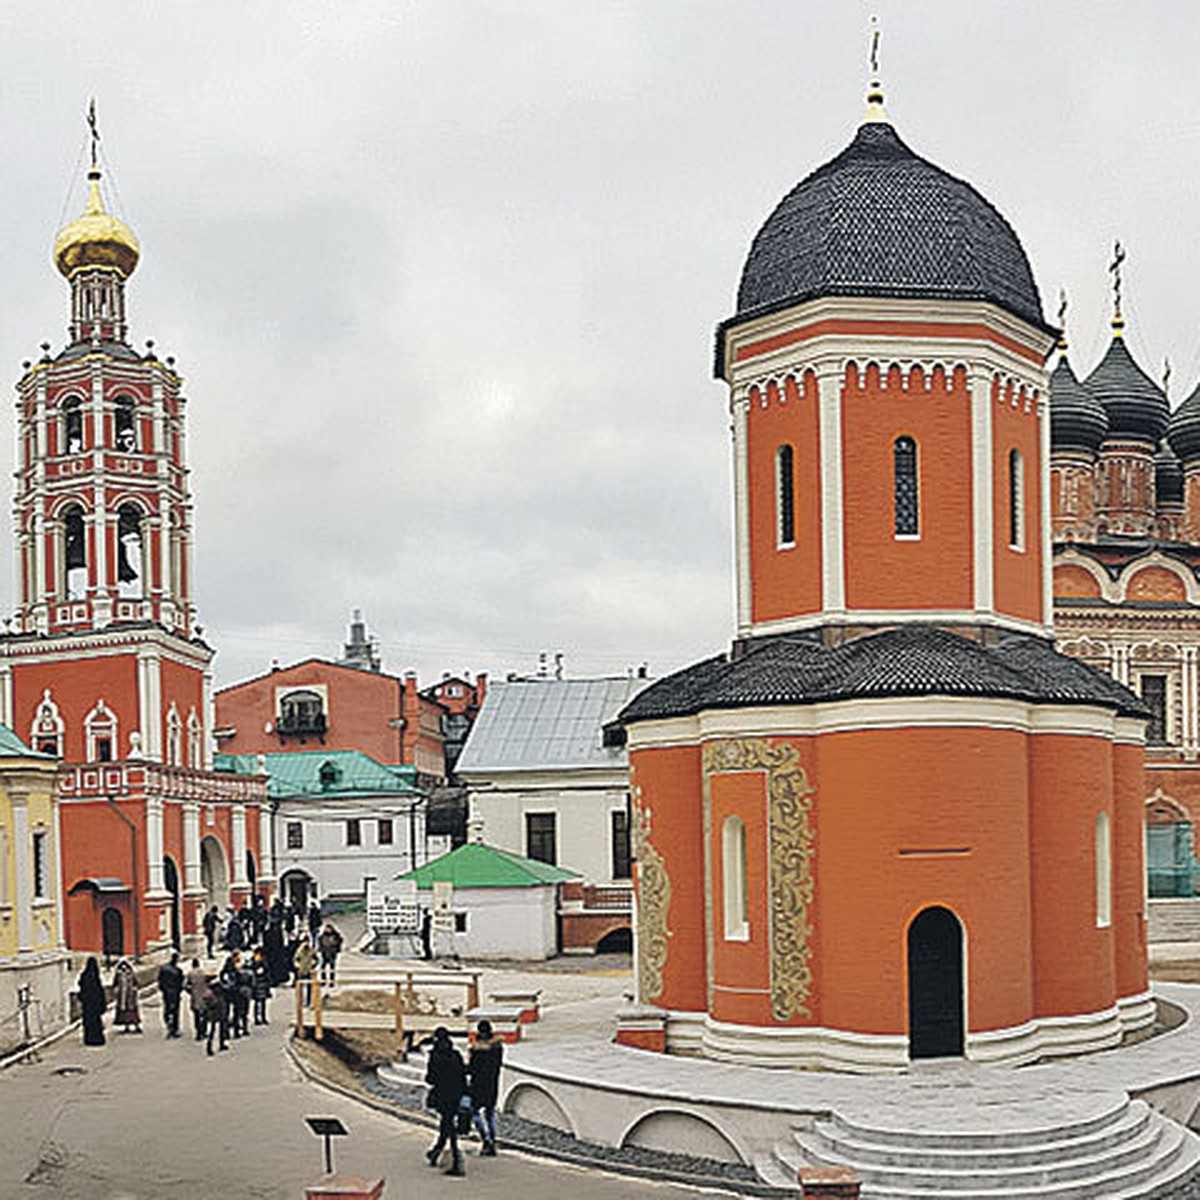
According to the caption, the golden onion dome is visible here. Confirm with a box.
[53,168,140,280]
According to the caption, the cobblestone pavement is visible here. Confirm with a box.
[0,989,734,1199]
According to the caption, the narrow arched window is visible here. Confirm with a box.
[1095,811,1112,928]
[62,397,84,454]
[63,504,87,599]
[114,395,137,452]
[85,700,118,763]
[894,436,919,537]
[776,444,796,547]
[117,504,144,599]
[1009,449,1025,550]
[166,704,182,767]
[722,815,748,940]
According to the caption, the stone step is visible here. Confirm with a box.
[796,1100,1152,1172]
[1148,898,1200,944]
[766,1105,1200,1199]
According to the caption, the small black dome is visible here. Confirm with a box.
[1169,382,1200,464]
[1156,438,1184,505]
[1050,356,1107,454]
[1084,336,1168,444]
[734,122,1047,330]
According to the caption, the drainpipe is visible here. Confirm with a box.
[106,794,141,957]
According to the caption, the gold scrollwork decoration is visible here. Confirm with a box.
[703,738,815,1021]
[632,795,671,1002]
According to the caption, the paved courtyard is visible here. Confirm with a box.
[0,984,727,1200]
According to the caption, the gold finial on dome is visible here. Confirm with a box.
[1109,239,1126,338]
[52,101,140,281]
[864,16,888,123]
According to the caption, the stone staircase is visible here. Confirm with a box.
[755,1097,1200,1198]
[1148,898,1200,944]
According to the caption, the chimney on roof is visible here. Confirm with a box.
[467,816,485,844]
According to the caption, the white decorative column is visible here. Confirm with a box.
[183,802,202,895]
[817,364,845,615]
[231,804,248,891]
[145,796,166,897]
[138,649,163,760]
[11,790,33,953]
[730,388,752,635]
[202,669,215,770]
[971,370,995,616]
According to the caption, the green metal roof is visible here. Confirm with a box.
[0,722,49,758]
[214,749,421,800]
[397,842,579,889]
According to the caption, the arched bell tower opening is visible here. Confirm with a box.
[907,906,965,1060]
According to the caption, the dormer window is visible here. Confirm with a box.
[319,760,341,789]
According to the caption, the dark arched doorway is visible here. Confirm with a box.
[164,856,181,950]
[102,907,125,963]
[907,905,964,1059]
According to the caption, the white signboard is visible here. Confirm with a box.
[367,880,420,932]
[432,880,455,934]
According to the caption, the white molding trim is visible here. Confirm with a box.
[628,697,1138,750]
[730,391,752,634]
[745,608,1049,639]
[691,1012,907,1073]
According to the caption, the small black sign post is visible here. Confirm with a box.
[305,1116,349,1175]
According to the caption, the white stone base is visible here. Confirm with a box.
[663,989,1156,1073]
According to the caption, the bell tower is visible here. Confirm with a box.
[0,109,210,769]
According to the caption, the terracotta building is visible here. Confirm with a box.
[615,78,1151,1070]
[0,126,267,958]
[215,623,487,789]
[1050,282,1200,902]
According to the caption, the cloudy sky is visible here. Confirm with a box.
[1,2,1198,690]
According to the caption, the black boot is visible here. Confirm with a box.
[444,1155,465,1177]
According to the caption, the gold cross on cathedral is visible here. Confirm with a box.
[87,99,100,170]
[1109,239,1127,328]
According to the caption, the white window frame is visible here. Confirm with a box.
[722,815,749,941]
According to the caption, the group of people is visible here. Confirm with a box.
[424,1020,505,1177]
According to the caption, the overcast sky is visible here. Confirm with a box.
[2,2,1198,690]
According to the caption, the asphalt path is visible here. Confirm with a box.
[0,994,731,1200]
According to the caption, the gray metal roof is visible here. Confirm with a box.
[456,676,651,774]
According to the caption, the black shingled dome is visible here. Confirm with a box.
[1050,356,1108,454]
[1169,381,1200,465]
[1083,336,1168,445]
[618,626,1146,725]
[733,122,1048,332]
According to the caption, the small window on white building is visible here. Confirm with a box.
[722,815,749,940]
[526,813,557,866]
[1095,811,1112,929]
[346,818,362,847]
[611,808,631,880]
[286,821,303,850]
[378,818,394,845]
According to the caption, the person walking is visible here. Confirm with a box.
[157,951,185,1038]
[185,958,209,1040]
[219,952,248,1038]
[250,947,271,1025]
[468,1019,504,1155]
[112,960,141,1033]
[307,900,322,942]
[263,915,288,986]
[317,922,343,988]
[203,976,229,1056]
[425,1026,467,1176]
[78,957,107,1047]
[203,906,220,958]
[293,933,317,1003]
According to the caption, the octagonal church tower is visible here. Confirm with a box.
[617,80,1151,1070]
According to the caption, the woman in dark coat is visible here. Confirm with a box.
[425,1027,467,1176]
[468,1019,504,1155]
[78,957,106,1046]
[112,959,141,1033]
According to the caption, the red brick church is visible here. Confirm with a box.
[0,121,266,958]
[617,75,1151,1069]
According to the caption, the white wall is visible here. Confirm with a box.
[275,799,428,900]
[467,770,629,885]
[428,885,558,960]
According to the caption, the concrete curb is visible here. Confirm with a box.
[283,1037,773,1196]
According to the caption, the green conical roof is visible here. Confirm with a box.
[397,842,579,889]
